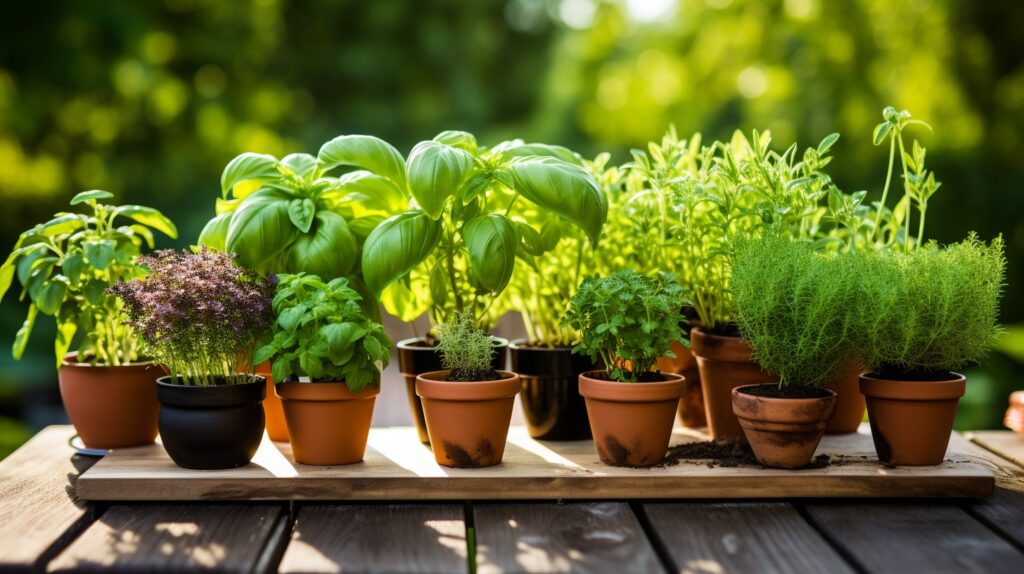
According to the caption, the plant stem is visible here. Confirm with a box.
[873,136,896,243]
[898,136,911,251]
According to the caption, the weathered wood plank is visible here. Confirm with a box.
[970,430,1024,470]
[77,425,993,501]
[0,425,99,572]
[473,502,662,574]
[277,504,468,574]
[46,504,286,573]
[643,502,853,574]
[803,503,1024,573]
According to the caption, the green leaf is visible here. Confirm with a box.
[112,205,178,239]
[299,353,324,378]
[284,211,357,280]
[506,157,607,244]
[12,304,38,360]
[539,218,562,251]
[321,322,366,356]
[70,190,114,205]
[225,189,298,271]
[429,262,448,307]
[0,259,14,303]
[463,214,518,293]
[287,198,316,233]
[253,343,277,366]
[38,215,84,237]
[271,359,291,383]
[197,213,232,252]
[873,122,893,146]
[279,153,319,178]
[278,304,307,333]
[55,321,77,368]
[380,278,429,323]
[221,153,280,198]
[83,240,116,270]
[500,143,582,165]
[515,222,545,256]
[62,251,85,284]
[406,141,474,219]
[433,130,478,152]
[318,134,407,188]
[331,171,408,213]
[361,211,442,297]
[817,133,840,154]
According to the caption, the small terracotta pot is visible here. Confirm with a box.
[1006,391,1024,435]
[243,360,289,442]
[732,384,837,469]
[691,328,778,439]
[860,372,966,466]
[416,370,520,468]
[510,339,593,441]
[58,353,164,449]
[400,337,508,443]
[579,371,686,467]
[825,363,867,434]
[277,382,379,465]
[655,339,706,428]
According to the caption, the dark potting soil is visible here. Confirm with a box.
[444,369,503,382]
[739,384,833,399]
[869,365,959,382]
[589,370,669,383]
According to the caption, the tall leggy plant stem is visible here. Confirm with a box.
[873,136,897,243]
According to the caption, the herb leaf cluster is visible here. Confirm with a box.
[435,311,498,380]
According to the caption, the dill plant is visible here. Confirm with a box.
[435,311,499,381]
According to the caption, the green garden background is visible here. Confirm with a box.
[1,0,1022,458]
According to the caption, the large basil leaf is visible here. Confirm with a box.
[362,211,441,297]
[500,143,582,165]
[331,170,408,213]
[113,205,178,238]
[433,130,478,153]
[220,152,281,198]
[83,239,116,269]
[198,213,232,251]
[318,135,407,188]
[406,141,474,220]
[225,189,298,271]
[462,214,518,293]
[279,153,319,179]
[506,157,607,244]
[284,211,357,279]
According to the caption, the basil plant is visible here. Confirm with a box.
[0,190,178,367]
[354,131,607,330]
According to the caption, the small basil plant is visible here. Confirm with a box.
[254,273,392,391]
[0,190,177,367]
[562,270,689,382]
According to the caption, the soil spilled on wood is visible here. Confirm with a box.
[647,438,857,470]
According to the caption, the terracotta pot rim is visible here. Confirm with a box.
[732,384,837,425]
[733,383,837,402]
[276,381,380,402]
[690,328,754,362]
[508,338,574,352]
[61,351,160,370]
[859,372,966,401]
[416,370,520,401]
[1010,390,1024,407]
[579,370,686,402]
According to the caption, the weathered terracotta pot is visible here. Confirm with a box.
[416,370,520,468]
[825,363,867,434]
[860,372,966,466]
[732,384,837,469]
[277,382,378,465]
[58,353,163,449]
[1006,391,1024,435]
[655,339,706,428]
[510,339,593,441]
[691,328,778,439]
[579,371,685,467]
[240,359,289,442]
[400,337,508,443]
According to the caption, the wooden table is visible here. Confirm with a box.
[1,426,1023,573]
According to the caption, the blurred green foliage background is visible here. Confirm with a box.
[1,0,1022,458]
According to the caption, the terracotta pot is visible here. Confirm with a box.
[732,384,837,469]
[655,339,706,428]
[825,363,867,434]
[156,376,266,470]
[416,370,520,468]
[1006,391,1024,435]
[691,328,779,439]
[860,372,966,466]
[243,360,289,442]
[58,353,163,449]
[579,370,686,467]
[510,339,593,441]
[277,382,379,465]
[399,336,508,443]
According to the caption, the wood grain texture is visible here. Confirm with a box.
[804,503,1024,573]
[644,503,853,574]
[0,426,99,572]
[77,425,994,501]
[277,504,468,574]
[474,502,662,574]
[45,504,286,573]
[970,431,1024,470]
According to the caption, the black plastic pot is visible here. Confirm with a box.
[510,339,593,441]
[398,336,508,443]
[156,376,266,470]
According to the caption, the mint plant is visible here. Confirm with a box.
[563,270,688,382]
[254,273,392,391]
[0,190,178,367]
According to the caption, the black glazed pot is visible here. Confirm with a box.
[510,339,593,441]
[398,336,508,443]
[156,376,266,470]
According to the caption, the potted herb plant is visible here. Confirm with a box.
[0,190,177,449]
[111,248,275,469]
[416,312,520,468]
[730,236,851,468]
[857,235,1005,466]
[254,273,392,465]
[563,270,688,467]
[357,132,606,442]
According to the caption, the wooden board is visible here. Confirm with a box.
[473,502,662,573]
[0,426,100,573]
[969,430,1024,469]
[76,425,994,501]
[278,504,468,574]
[643,502,854,574]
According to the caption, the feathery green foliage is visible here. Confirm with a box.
[435,311,496,376]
